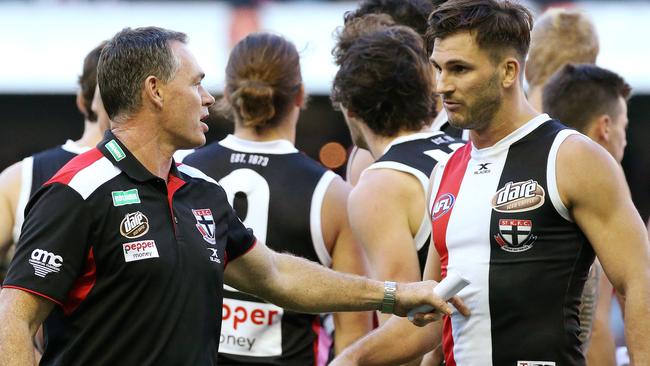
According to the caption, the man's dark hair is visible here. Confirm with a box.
[343,0,434,37]
[426,0,533,62]
[333,13,396,66]
[543,64,631,133]
[79,41,108,122]
[331,26,436,136]
[97,26,187,121]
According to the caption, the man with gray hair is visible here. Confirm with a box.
[0,27,465,365]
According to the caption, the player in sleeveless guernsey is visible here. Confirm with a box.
[184,33,372,365]
[331,22,466,345]
[0,42,109,279]
[332,1,650,365]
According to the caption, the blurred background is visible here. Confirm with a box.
[0,0,648,225]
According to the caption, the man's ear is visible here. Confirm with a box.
[144,75,164,109]
[590,114,612,143]
[501,57,520,89]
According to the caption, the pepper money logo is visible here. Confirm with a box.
[120,211,149,239]
[29,249,63,278]
[491,180,545,213]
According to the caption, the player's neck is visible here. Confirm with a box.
[112,120,174,182]
[74,120,104,148]
[469,93,539,149]
[233,124,296,144]
[526,86,543,112]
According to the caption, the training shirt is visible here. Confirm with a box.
[430,115,594,366]
[3,131,256,366]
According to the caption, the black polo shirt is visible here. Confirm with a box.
[3,131,257,366]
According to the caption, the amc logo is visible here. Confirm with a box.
[431,193,455,221]
[31,249,63,267]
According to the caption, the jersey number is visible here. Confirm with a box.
[219,169,269,244]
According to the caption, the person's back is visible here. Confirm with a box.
[184,33,371,365]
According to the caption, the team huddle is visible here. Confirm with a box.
[0,0,649,365]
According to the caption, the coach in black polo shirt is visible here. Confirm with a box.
[0,27,468,365]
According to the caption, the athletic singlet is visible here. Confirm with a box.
[13,140,90,242]
[183,135,336,366]
[430,114,594,366]
[365,131,464,274]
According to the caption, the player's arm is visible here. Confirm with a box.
[585,262,616,366]
[557,135,650,364]
[322,177,374,353]
[348,169,424,324]
[0,289,54,364]
[0,162,22,266]
[331,164,457,366]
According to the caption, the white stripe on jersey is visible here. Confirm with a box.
[547,130,581,222]
[68,157,121,199]
[310,170,337,267]
[177,163,219,185]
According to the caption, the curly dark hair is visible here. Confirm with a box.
[331,26,436,137]
[344,0,434,37]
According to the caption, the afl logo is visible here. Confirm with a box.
[491,180,545,213]
[120,211,149,239]
[432,193,455,221]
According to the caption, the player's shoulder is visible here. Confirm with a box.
[176,163,220,186]
[45,148,120,198]
[182,141,223,165]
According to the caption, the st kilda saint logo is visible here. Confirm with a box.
[193,208,216,244]
[431,193,455,221]
[120,211,149,239]
[494,219,537,252]
[491,180,545,213]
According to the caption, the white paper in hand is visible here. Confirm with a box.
[407,272,469,321]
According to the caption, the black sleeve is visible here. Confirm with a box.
[224,203,256,263]
[3,183,92,305]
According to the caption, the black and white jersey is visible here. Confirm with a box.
[13,140,89,242]
[365,131,464,273]
[184,135,336,365]
[430,114,594,366]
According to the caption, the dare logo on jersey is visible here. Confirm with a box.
[193,208,216,244]
[431,193,455,221]
[491,180,545,213]
[494,219,537,252]
[120,211,149,239]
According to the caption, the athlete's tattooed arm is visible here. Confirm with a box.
[557,134,650,364]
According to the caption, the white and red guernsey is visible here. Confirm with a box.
[429,114,595,366]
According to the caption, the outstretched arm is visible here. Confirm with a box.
[557,135,650,364]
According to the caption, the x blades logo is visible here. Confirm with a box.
[474,163,492,175]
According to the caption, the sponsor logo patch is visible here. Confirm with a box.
[122,240,159,262]
[193,208,216,244]
[494,219,537,252]
[29,249,63,278]
[106,139,126,162]
[221,298,283,356]
[431,193,455,221]
[491,180,545,213]
[120,211,149,239]
[517,361,556,366]
[112,189,141,206]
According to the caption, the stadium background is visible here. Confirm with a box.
[0,0,648,224]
